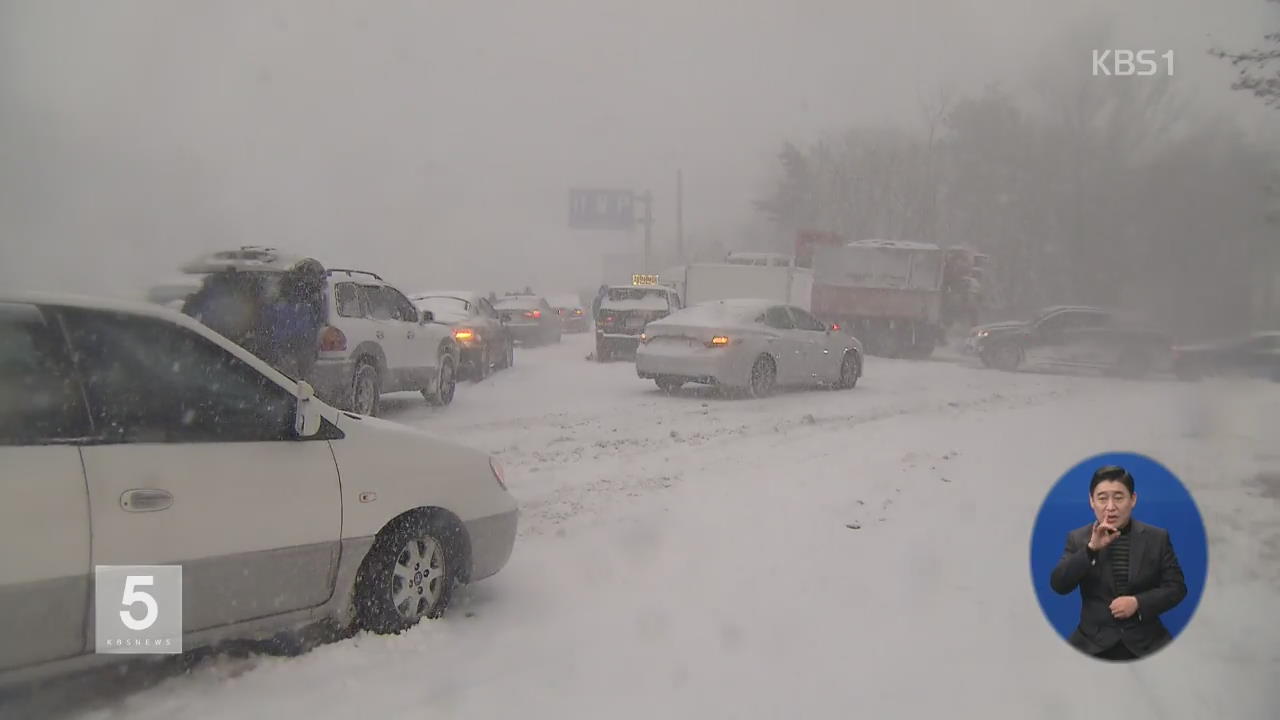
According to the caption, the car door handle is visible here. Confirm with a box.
[120,488,173,512]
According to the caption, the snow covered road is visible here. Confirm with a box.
[69,334,1280,719]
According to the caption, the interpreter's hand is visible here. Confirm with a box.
[1110,596,1139,620]
[1088,521,1120,552]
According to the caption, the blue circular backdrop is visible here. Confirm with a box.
[1029,452,1208,644]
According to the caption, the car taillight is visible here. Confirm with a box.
[525,310,542,319]
[708,336,730,347]
[605,315,616,324]
[454,328,476,342]
[832,323,841,331]
[319,326,347,352]
[574,309,583,316]
[490,457,508,491]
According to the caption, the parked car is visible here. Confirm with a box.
[177,248,459,416]
[966,305,1172,377]
[595,284,682,362]
[548,293,590,333]
[635,299,863,396]
[1172,331,1280,381]
[0,292,517,688]
[411,291,515,381]
[492,294,561,346]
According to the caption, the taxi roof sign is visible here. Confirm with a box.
[632,273,659,286]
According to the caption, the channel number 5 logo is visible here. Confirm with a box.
[119,575,160,630]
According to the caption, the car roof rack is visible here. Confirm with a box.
[326,268,385,282]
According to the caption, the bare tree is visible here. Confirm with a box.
[1211,0,1280,109]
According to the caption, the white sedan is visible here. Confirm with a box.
[0,292,517,688]
[635,299,863,396]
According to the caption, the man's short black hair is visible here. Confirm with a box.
[1090,465,1135,495]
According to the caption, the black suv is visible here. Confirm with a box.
[967,306,1172,377]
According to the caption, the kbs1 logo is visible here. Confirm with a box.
[95,565,183,654]
[1092,50,1174,77]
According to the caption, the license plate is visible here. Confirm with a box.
[626,317,646,329]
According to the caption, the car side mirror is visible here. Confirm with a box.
[420,310,434,324]
[294,381,322,438]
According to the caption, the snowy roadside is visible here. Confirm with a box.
[62,336,1280,719]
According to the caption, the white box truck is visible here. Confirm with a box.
[679,261,814,311]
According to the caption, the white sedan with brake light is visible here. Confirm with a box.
[635,299,863,396]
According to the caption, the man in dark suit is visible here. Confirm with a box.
[1050,465,1188,661]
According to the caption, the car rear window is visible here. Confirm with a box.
[494,297,540,311]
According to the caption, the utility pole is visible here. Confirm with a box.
[676,169,685,263]
[639,190,654,273]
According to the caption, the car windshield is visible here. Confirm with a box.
[3,4,1276,719]
[414,296,470,317]
[653,301,765,327]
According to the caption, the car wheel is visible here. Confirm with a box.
[749,355,777,398]
[350,360,381,416]
[837,351,860,389]
[424,356,456,406]
[987,343,1022,372]
[505,340,515,368]
[474,346,491,381]
[353,512,461,634]
[595,340,609,362]
[656,377,684,393]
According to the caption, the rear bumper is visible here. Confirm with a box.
[563,317,589,332]
[307,357,357,407]
[635,344,735,384]
[597,331,642,351]
[464,508,518,582]
[506,324,544,343]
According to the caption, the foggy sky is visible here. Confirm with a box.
[1,0,1273,299]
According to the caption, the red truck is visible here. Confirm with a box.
[798,233,985,358]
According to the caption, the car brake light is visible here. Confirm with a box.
[319,326,347,352]
[526,310,542,319]
[454,328,475,341]
[605,315,615,323]
[832,323,841,331]
[709,336,730,347]
[490,457,508,491]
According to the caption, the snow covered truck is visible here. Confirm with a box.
[805,238,984,358]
